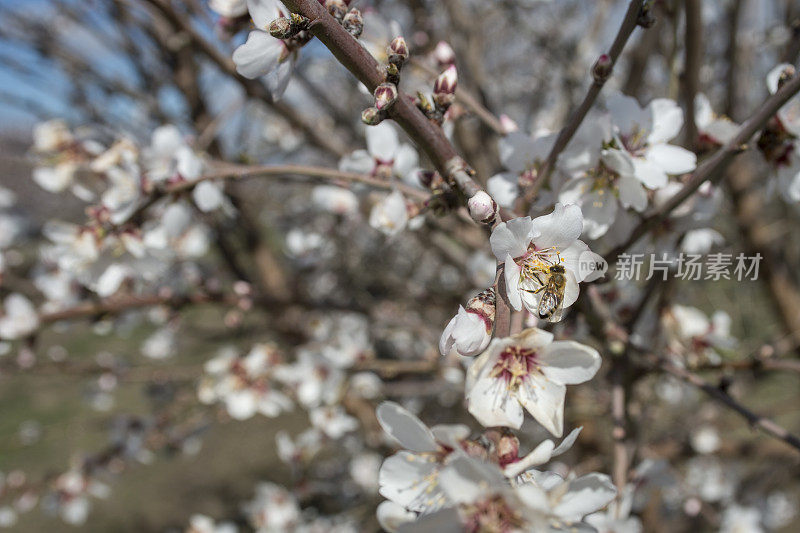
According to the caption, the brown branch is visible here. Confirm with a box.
[681,0,702,146]
[522,0,645,203]
[175,162,429,199]
[37,291,238,326]
[277,0,492,202]
[655,357,800,451]
[606,71,800,261]
[122,161,429,225]
[277,0,514,337]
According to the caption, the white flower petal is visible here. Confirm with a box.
[601,148,635,176]
[504,256,523,311]
[247,0,282,29]
[581,189,618,240]
[618,175,648,211]
[339,150,375,174]
[487,173,520,209]
[490,217,534,260]
[193,181,225,212]
[377,501,416,533]
[393,144,419,178]
[467,375,524,429]
[531,203,583,250]
[607,93,650,137]
[553,473,617,522]
[552,426,583,456]
[232,31,282,79]
[646,144,696,175]
[379,452,444,512]
[632,157,668,189]
[376,401,438,452]
[518,375,566,437]
[367,123,400,161]
[647,98,683,144]
[539,341,601,384]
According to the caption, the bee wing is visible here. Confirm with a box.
[547,298,565,323]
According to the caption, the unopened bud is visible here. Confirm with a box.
[433,65,457,109]
[361,106,384,125]
[467,191,498,225]
[268,17,294,39]
[326,0,347,21]
[342,8,363,38]
[432,41,456,67]
[388,36,409,67]
[495,432,520,467]
[777,65,797,90]
[374,83,398,110]
[592,54,613,83]
[637,1,656,28]
[268,14,309,39]
[415,91,434,116]
[385,62,400,85]
[466,288,496,329]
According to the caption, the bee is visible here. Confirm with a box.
[524,263,567,322]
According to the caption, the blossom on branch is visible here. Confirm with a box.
[465,328,601,436]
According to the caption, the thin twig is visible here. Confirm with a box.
[606,71,800,261]
[522,0,645,204]
[655,357,800,451]
[409,57,506,135]
[681,0,702,146]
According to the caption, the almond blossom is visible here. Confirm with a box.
[232,0,298,97]
[694,93,738,147]
[339,123,420,185]
[0,293,39,340]
[761,63,800,202]
[558,147,648,239]
[490,203,604,320]
[244,482,302,532]
[376,401,470,514]
[391,456,616,532]
[208,0,248,18]
[439,289,495,357]
[486,130,556,209]
[606,93,697,190]
[198,344,293,420]
[369,189,409,237]
[465,328,601,436]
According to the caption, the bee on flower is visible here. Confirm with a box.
[490,203,605,321]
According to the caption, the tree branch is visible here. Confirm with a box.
[607,71,800,261]
[522,0,645,203]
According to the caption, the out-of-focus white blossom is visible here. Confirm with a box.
[0,294,39,340]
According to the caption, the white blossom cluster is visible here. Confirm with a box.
[0,0,798,531]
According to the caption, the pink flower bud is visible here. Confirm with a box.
[387,36,409,66]
[325,0,347,21]
[361,106,384,125]
[433,65,457,108]
[433,41,456,67]
[467,191,497,225]
[592,54,613,83]
[374,83,398,110]
[342,8,363,38]
[268,17,293,39]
